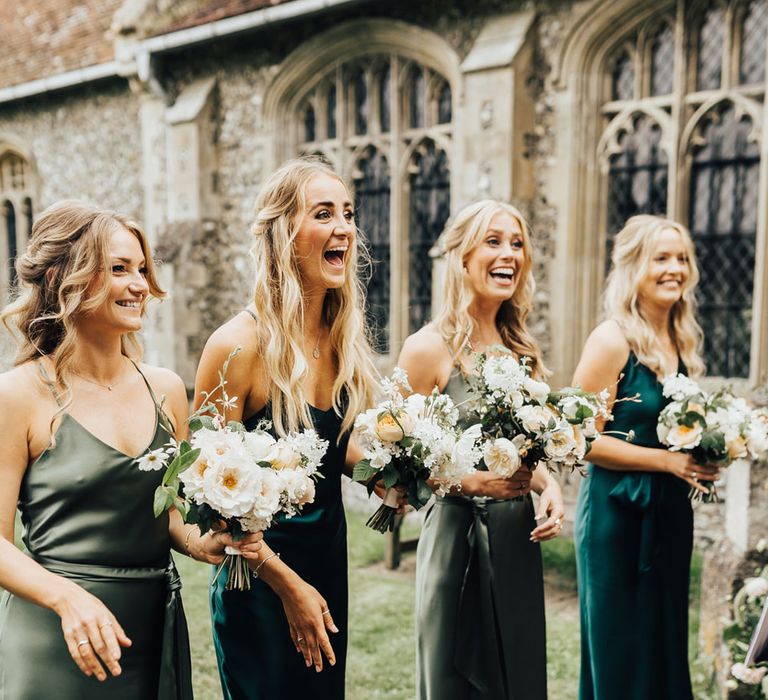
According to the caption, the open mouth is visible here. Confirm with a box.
[116,300,141,308]
[489,267,515,284]
[323,246,347,267]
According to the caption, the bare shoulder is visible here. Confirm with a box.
[398,325,449,366]
[138,363,186,402]
[583,320,630,361]
[573,319,630,389]
[201,313,260,372]
[0,362,48,415]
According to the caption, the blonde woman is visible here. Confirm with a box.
[0,201,259,699]
[397,200,564,700]
[573,215,719,700]
[195,158,378,700]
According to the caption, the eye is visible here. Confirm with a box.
[511,239,524,250]
[316,209,332,220]
[112,264,126,273]
[486,237,500,246]
[139,266,149,276]
[344,210,355,222]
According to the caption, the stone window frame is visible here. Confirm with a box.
[264,19,461,360]
[0,140,35,305]
[552,0,768,384]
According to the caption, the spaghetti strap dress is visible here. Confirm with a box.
[209,400,350,700]
[0,362,192,700]
[415,368,547,700]
[574,352,693,700]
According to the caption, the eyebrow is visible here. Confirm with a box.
[112,256,146,265]
[310,200,354,209]
[486,228,522,236]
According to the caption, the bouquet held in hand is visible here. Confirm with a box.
[657,374,768,502]
[352,368,483,532]
[468,347,612,487]
[137,349,327,589]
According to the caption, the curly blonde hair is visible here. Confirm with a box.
[1,199,164,394]
[248,157,378,436]
[433,199,548,378]
[603,214,704,378]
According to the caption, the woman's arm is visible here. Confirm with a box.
[529,465,565,542]
[573,321,716,491]
[0,369,130,682]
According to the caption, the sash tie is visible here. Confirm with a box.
[608,473,660,575]
[439,496,507,698]
[32,554,193,700]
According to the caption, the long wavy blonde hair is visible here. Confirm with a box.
[433,199,548,378]
[1,199,164,398]
[248,157,377,436]
[603,214,704,378]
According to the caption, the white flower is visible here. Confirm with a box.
[483,438,521,477]
[278,469,316,510]
[543,423,578,461]
[747,419,768,459]
[243,430,277,461]
[180,449,216,503]
[451,424,483,472]
[664,423,704,451]
[661,374,702,401]
[202,457,260,519]
[267,443,301,470]
[523,376,551,404]
[731,662,767,685]
[582,417,598,439]
[516,405,555,434]
[744,577,768,598]
[136,448,169,472]
[238,467,282,532]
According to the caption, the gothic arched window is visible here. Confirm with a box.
[0,150,34,300]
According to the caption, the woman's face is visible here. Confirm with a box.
[463,212,526,304]
[84,225,149,334]
[637,228,691,311]
[293,173,355,293]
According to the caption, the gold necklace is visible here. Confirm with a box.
[72,364,127,392]
[312,326,323,360]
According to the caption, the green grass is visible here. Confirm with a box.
[8,511,717,699]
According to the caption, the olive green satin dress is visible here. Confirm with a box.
[575,352,693,700]
[416,370,547,700]
[0,367,192,700]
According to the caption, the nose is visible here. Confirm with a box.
[334,213,354,235]
[129,272,149,295]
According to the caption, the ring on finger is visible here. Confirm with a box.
[296,636,305,643]
[77,639,90,649]
[321,609,331,616]
[98,622,113,630]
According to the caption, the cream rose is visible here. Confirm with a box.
[665,423,703,451]
[483,438,521,478]
[375,411,413,442]
[515,405,553,434]
[543,425,577,460]
[268,444,301,470]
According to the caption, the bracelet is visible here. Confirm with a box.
[253,552,280,579]
[183,526,196,555]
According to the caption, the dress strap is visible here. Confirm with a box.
[36,360,64,408]
[129,359,176,434]
[245,308,258,323]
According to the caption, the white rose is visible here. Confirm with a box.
[268,443,302,470]
[243,430,277,461]
[731,662,767,685]
[241,468,282,528]
[582,417,598,439]
[483,438,521,478]
[661,374,702,401]
[278,469,316,508]
[747,420,768,459]
[451,424,483,472]
[202,459,259,518]
[665,423,703,451]
[744,577,768,598]
[726,435,748,460]
[559,396,582,421]
[523,377,550,404]
[515,405,553,434]
[544,424,577,460]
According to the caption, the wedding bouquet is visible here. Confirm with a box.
[352,368,483,532]
[467,347,612,486]
[657,374,768,502]
[137,349,328,589]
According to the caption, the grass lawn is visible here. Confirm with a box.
[10,510,715,699]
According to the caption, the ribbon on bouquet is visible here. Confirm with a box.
[32,553,193,700]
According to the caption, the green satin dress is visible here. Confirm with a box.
[210,402,350,700]
[416,369,547,700]
[575,352,693,700]
[0,365,192,700]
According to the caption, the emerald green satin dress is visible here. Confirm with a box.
[210,403,350,700]
[575,352,693,700]
[416,370,547,700]
[0,366,192,700]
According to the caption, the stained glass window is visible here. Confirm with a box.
[408,140,450,332]
[697,4,725,90]
[740,0,768,85]
[354,148,391,352]
[689,105,759,377]
[651,24,675,95]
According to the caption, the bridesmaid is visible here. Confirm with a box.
[196,157,379,699]
[397,200,564,700]
[0,200,261,699]
[573,215,719,700]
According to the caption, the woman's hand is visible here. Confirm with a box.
[279,579,338,672]
[664,452,720,494]
[193,528,264,565]
[461,466,533,500]
[530,479,565,542]
[371,481,408,514]
[51,579,132,681]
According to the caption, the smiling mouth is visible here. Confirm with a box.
[489,268,515,283]
[116,300,141,308]
[323,247,347,267]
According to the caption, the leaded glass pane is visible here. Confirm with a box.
[606,115,668,249]
[697,4,725,90]
[22,197,32,241]
[689,106,759,377]
[354,69,368,136]
[437,80,452,124]
[354,148,391,352]
[740,0,768,85]
[327,84,337,139]
[4,200,16,287]
[612,51,635,100]
[650,24,675,95]
[0,155,25,192]
[408,141,450,332]
[410,67,426,128]
[303,104,315,143]
[379,65,391,133]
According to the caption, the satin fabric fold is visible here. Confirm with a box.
[608,473,660,574]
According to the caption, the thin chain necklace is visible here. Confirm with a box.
[312,327,322,360]
[72,361,128,392]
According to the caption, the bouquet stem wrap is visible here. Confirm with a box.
[365,488,401,533]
